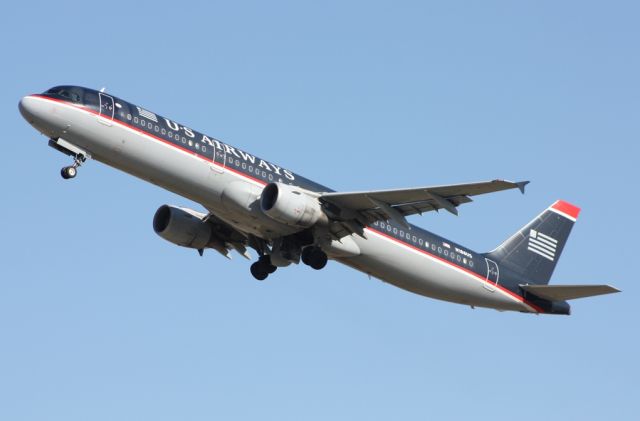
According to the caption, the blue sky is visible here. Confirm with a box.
[1,1,638,420]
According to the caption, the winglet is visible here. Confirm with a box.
[516,181,529,194]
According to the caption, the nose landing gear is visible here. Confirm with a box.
[48,138,89,180]
[60,155,85,179]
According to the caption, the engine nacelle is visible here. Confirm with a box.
[153,205,213,249]
[260,182,327,228]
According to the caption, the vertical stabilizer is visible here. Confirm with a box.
[487,200,580,285]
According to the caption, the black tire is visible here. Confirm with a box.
[301,247,314,266]
[250,262,268,281]
[258,255,277,274]
[309,249,328,270]
[61,166,76,179]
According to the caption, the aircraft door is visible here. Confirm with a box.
[210,142,226,174]
[98,93,115,126]
[484,258,499,292]
[208,142,226,202]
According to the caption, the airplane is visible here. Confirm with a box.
[18,85,619,315]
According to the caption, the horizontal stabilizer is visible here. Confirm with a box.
[520,284,620,301]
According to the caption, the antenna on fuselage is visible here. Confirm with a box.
[99,87,106,93]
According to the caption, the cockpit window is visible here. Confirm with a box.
[44,86,82,103]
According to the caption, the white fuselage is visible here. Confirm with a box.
[19,94,538,313]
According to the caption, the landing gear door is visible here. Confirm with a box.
[98,93,115,126]
[484,258,499,292]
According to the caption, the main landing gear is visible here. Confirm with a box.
[249,246,328,280]
[301,246,328,270]
[250,255,277,281]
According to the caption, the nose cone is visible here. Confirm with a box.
[19,95,38,122]
[19,95,63,138]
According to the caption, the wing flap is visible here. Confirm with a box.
[520,284,621,301]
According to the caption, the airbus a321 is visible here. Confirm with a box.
[19,86,619,315]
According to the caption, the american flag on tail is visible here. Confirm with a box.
[528,229,557,261]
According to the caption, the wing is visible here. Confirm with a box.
[320,179,528,239]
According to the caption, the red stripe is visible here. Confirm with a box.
[366,227,546,313]
[31,95,270,187]
[33,95,545,313]
[551,200,580,219]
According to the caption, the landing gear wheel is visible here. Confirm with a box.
[61,166,77,179]
[258,255,277,274]
[303,247,328,270]
[250,262,269,281]
[309,250,328,270]
[60,153,86,180]
[301,247,314,266]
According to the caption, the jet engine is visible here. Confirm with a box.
[260,182,327,228]
[153,205,214,249]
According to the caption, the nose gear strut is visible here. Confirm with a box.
[61,154,86,179]
[48,138,90,180]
